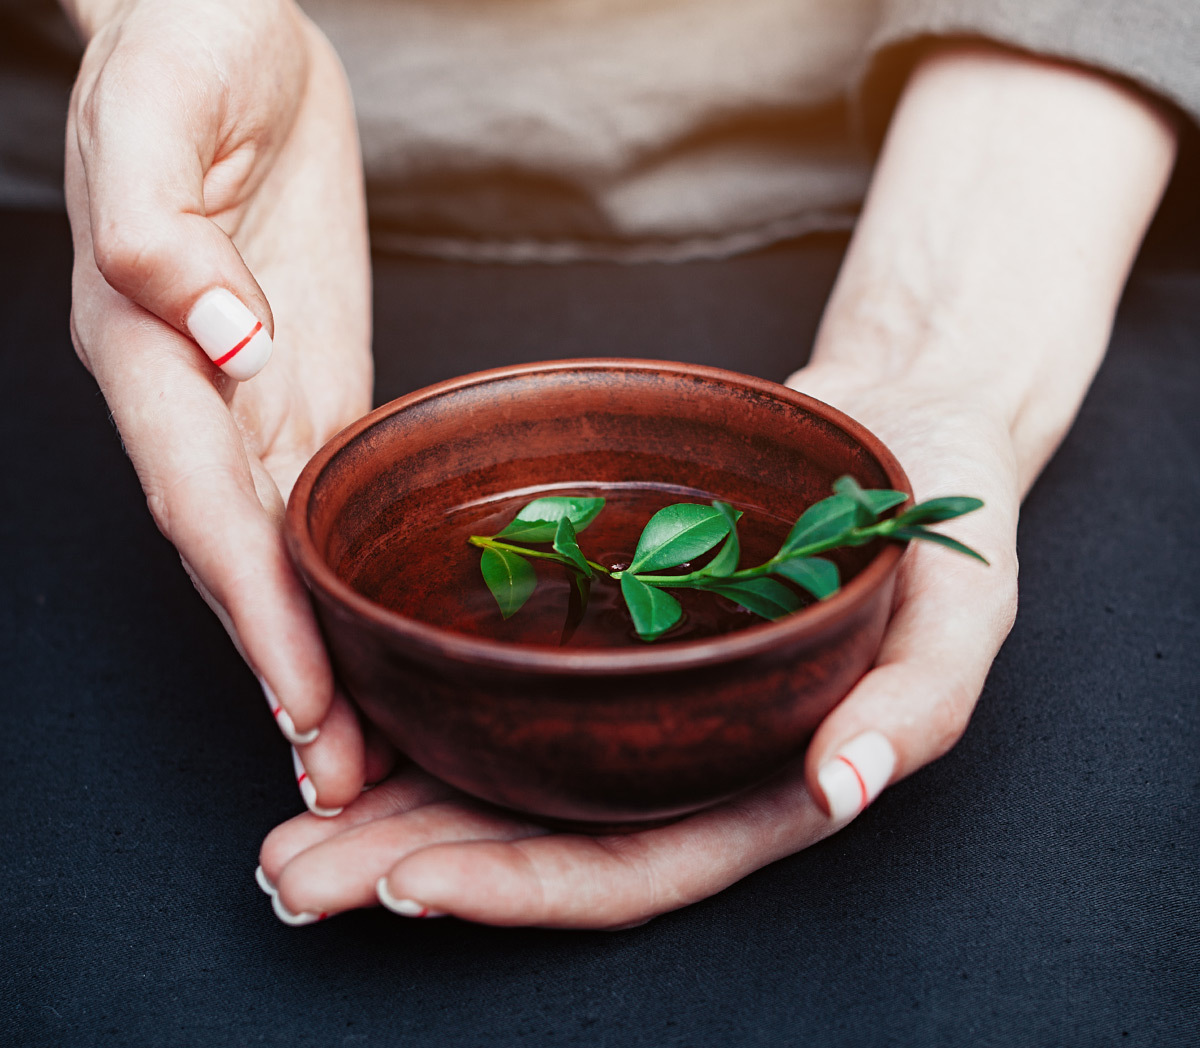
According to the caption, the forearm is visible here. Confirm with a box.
[810,44,1178,492]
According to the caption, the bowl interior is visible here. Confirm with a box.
[298,361,906,652]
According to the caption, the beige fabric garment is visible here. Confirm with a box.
[2,2,1196,244]
[301,0,880,261]
[298,0,1200,263]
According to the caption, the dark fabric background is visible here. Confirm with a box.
[1,203,1197,1046]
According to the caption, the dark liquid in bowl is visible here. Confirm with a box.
[344,485,816,648]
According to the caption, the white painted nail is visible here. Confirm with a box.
[186,288,272,381]
[376,877,446,918]
[271,893,327,927]
[260,678,319,745]
[254,864,278,897]
[817,730,896,823]
[291,746,343,818]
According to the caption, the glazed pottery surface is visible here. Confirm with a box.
[285,360,910,825]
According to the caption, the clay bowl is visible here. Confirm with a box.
[285,359,910,827]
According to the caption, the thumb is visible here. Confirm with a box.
[72,39,274,381]
[805,539,1019,823]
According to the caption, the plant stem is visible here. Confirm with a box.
[472,515,900,590]
[468,535,612,576]
[617,518,898,587]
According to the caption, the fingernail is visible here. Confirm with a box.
[260,678,319,745]
[817,731,896,822]
[254,864,278,897]
[271,893,328,927]
[291,746,343,818]
[376,877,446,918]
[186,288,272,381]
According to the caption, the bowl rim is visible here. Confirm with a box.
[285,358,911,677]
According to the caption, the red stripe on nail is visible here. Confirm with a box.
[213,320,262,367]
[272,706,283,719]
[836,754,869,810]
[297,771,308,785]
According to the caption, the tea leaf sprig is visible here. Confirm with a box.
[468,476,986,642]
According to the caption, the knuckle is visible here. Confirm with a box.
[592,835,669,922]
[76,87,102,143]
[925,683,975,758]
[92,220,165,300]
[995,580,1019,639]
[74,69,104,140]
[994,555,1020,637]
[74,63,123,166]
[75,35,136,136]
[144,491,172,540]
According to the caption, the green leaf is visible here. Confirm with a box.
[700,501,743,577]
[620,574,683,641]
[780,494,859,555]
[832,475,877,526]
[560,571,591,645]
[831,476,865,500]
[705,577,803,621]
[892,525,989,564]
[571,570,592,609]
[552,517,592,578]
[480,547,537,618]
[772,556,840,600]
[864,489,910,516]
[495,496,606,543]
[628,503,732,573]
[493,521,560,543]
[832,475,910,526]
[895,497,983,526]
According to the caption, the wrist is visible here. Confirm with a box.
[809,43,1177,488]
[810,264,1111,451]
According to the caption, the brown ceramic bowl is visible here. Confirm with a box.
[285,359,910,826]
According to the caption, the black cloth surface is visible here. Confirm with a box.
[1,208,1197,1047]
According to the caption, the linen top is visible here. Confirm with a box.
[2,0,1198,261]
[308,0,1200,261]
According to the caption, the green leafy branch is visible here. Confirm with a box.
[468,477,986,643]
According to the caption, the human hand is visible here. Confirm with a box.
[63,0,373,811]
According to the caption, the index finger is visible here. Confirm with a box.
[72,31,276,379]
[69,222,337,750]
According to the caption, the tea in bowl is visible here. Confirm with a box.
[284,359,911,827]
